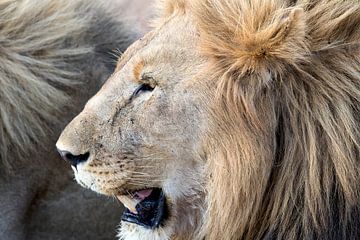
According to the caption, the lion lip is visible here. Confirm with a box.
[120,188,168,229]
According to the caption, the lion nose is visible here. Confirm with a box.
[57,149,90,167]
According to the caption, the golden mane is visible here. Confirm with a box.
[162,0,360,239]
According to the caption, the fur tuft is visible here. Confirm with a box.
[0,0,131,172]
[193,0,309,80]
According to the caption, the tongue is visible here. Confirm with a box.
[134,189,153,200]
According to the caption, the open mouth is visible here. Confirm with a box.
[117,188,168,229]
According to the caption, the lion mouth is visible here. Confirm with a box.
[117,188,168,229]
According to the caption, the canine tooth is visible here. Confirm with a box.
[117,195,140,214]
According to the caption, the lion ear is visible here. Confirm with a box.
[194,1,309,79]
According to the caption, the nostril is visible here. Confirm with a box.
[57,149,90,168]
[65,152,90,164]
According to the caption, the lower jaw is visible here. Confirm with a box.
[120,196,203,240]
[120,188,169,229]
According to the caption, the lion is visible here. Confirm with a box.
[57,0,360,239]
[0,0,150,239]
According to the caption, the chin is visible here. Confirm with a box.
[117,221,174,240]
[115,186,203,240]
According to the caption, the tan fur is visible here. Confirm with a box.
[158,0,186,17]
[190,0,360,239]
[58,0,360,239]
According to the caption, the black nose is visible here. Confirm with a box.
[57,149,90,168]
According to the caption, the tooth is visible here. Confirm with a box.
[117,195,140,214]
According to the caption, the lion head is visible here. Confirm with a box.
[57,0,360,239]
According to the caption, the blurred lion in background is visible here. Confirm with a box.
[0,0,153,239]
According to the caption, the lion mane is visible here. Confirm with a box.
[161,0,359,239]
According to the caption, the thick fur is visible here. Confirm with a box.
[158,0,360,239]
[187,0,360,239]
[0,0,134,239]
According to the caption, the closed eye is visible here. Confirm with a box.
[131,83,154,100]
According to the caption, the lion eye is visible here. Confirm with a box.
[132,83,154,98]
